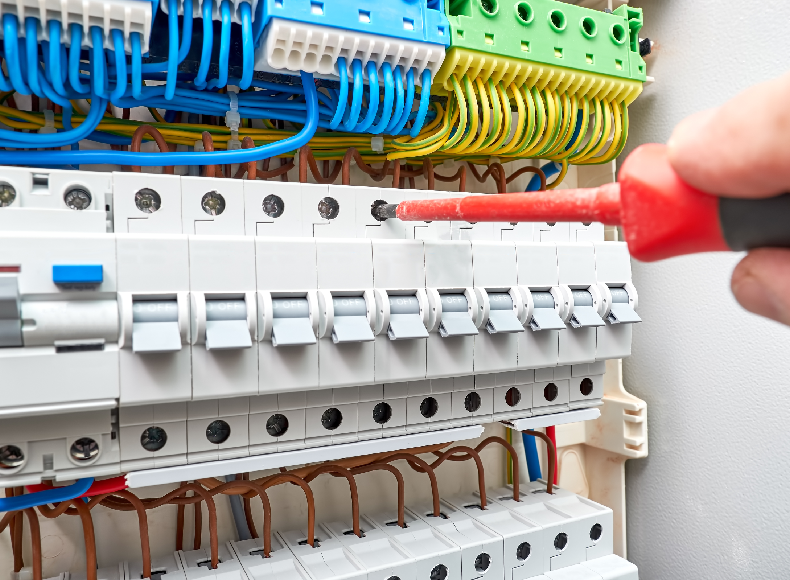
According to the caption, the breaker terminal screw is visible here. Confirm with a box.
[202,191,226,216]
[206,420,231,444]
[135,188,161,213]
[0,183,17,207]
[70,437,99,462]
[0,445,24,468]
[64,188,92,210]
[263,194,285,218]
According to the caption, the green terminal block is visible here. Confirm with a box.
[435,0,646,103]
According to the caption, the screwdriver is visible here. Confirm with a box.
[373,144,790,262]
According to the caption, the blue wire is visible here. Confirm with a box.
[386,65,404,134]
[25,18,41,97]
[0,93,105,147]
[410,68,431,137]
[521,432,542,482]
[239,1,253,90]
[370,62,394,135]
[342,59,363,132]
[391,67,414,135]
[328,56,348,130]
[354,61,379,133]
[195,0,213,88]
[48,21,67,97]
[110,30,128,102]
[0,71,319,166]
[207,0,232,89]
[90,27,107,98]
[526,162,561,191]
[0,47,12,92]
[141,0,192,72]
[0,478,93,511]
[68,24,89,94]
[131,33,143,98]
[4,16,29,94]
[164,0,179,100]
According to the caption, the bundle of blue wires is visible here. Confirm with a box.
[0,1,436,166]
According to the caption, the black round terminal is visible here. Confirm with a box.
[263,194,285,218]
[554,532,568,551]
[639,37,652,57]
[266,414,289,437]
[140,426,168,451]
[516,542,531,560]
[0,445,25,468]
[318,196,340,220]
[206,420,231,444]
[474,553,491,572]
[373,402,392,424]
[420,396,439,418]
[321,407,343,430]
[464,391,482,413]
[580,377,594,396]
[590,523,603,541]
[505,387,521,407]
[371,200,389,222]
[430,564,448,580]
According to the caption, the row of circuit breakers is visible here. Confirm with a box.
[0,168,640,484]
[46,483,638,580]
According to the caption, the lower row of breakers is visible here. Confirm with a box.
[7,437,639,580]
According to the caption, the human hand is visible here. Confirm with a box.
[666,73,790,326]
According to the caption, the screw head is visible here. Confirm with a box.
[321,408,343,430]
[206,420,231,444]
[70,437,99,462]
[140,426,168,452]
[0,183,17,207]
[135,188,161,214]
[266,414,289,437]
[464,391,482,413]
[317,196,339,220]
[262,194,285,218]
[590,523,603,541]
[373,402,392,425]
[430,564,448,580]
[420,396,439,418]
[516,541,531,560]
[64,188,92,211]
[474,553,490,572]
[202,191,226,216]
[554,532,568,551]
[0,445,24,468]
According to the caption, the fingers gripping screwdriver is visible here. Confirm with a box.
[373,144,790,262]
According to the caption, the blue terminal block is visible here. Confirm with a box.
[258,0,451,46]
[53,265,104,289]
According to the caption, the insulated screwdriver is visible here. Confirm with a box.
[373,144,790,262]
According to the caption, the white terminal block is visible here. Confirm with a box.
[116,232,192,405]
[324,517,418,580]
[357,189,408,239]
[517,242,564,370]
[304,184,357,238]
[0,167,111,234]
[0,232,120,410]
[489,483,613,573]
[556,244,604,366]
[367,509,462,580]
[425,240,477,379]
[49,565,123,580]
[472,241,524,374]
[304,387,360,447]
[569,362,606,410]
[450,374,494,427]
[404,378,453,433]
[372,239,429,383]
[248,391,307,454]
[114,173,184,235]
[230,536,313,580]
[126,552,181,580]
[316,239,375,389]
[531,366,571,416]
[257,238,319,393]
[182,176,246,236]
[257,18,445,84]
[409,499,504,580]
[186,397,250,463]
[593,242,640,361]
[357,384,407,439]
[444,492,545,580]
[118,402,188,471]
[244,180,304,237]
[177,544,243,580]
[0,0,152,52]
[161,0,259,25]
[279,526,367,580]
[0,409,119,486]
[189,235,258,400]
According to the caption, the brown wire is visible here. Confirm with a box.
[240,473,259,539]
[302,464,361,537]
[23,509,41,580]
[72,499,98,580]
[350,463,405,528]
[391,160,400,189]
[430,446,487,509]
[475,437,520,501]
[129,125,175,174]
[201,132,224,178]
[434,165,467,192]
[505,166,547,191]
[299,145,342,184]
[193,488,203,550]
[524,430,556,495]
[0,510,16,534]
[341,147,391,185]
[114,490,152,578]
[280,158,291,181]
[9,488,23,572]
[239,136,258,180]
[377,453,441,517]
[176,482,186,551]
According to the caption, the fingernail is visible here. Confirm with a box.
[731,272,788,324]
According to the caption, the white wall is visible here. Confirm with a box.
[624,1,790,577]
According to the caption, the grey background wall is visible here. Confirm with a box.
[624,1,790,578]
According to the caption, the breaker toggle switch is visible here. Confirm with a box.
[526,291,567,332]
[386,295,429,341]
[328,296,374,344]
[271,297,317,346]
[132,300,182,353]
[485,293,525,334]
[0,274,22,347]
[205,299,253,350]
[605,288,641,325]
[437,294,478,338]
[568,291,605,329]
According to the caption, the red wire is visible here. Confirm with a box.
[546,426,558,485]
[26,475,127,498]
